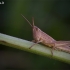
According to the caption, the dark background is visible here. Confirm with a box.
[0,0,70,69]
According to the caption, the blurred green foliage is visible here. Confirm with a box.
[0,0,70,69]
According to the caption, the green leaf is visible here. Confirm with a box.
[0,33,70,64]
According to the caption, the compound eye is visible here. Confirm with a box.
[36,27,38,30]
[35,27,39,31]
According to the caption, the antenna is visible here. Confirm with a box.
[21,14,32,27]
[32,17,34,27]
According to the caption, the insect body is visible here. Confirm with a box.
[21,14,70,54]
[21,15,55,46]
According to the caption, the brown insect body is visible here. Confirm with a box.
[21,14,55,47]
[21,14,70,54]
[33,25,56,47]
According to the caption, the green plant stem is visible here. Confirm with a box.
[0,33,70,64]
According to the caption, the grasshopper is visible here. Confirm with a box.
[21,14,70,55]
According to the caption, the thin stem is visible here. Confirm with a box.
[0,33,70,64]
